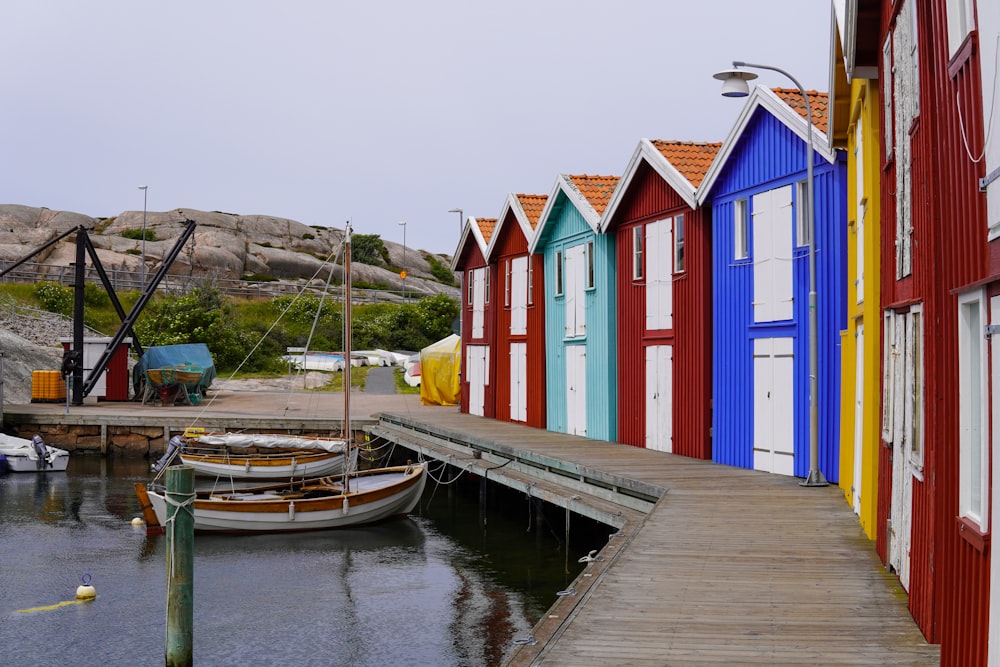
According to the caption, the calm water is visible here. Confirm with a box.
[0,457,594,667]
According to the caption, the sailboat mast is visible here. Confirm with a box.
[342,223,352,490]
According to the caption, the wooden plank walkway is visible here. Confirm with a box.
[375,410,940,666]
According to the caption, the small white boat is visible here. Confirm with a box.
[0,433,69,473]
[281,351,345,372]
[136,463,427,534]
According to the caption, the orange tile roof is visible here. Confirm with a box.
[566,174,620,216]
[515,194,548,229]
[772,88,828,133]
[650,140,723,189]
[475,217,497,244]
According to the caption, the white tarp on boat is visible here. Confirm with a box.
[193,433,346,453]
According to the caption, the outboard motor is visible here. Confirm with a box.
[151,435,183,473]
[32,435,49,469]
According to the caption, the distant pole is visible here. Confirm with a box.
[398,220,407,300]
[448,208,463,237]
[165,466,194,667]
[138,185,148,291]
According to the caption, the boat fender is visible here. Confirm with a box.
[75,574,96,601]
[342,497,349,516]
[288,501,295,520]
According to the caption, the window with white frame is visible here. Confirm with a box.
[633,225,644,280]
[958,291,989,529]
[527,258,534,306]
[796,180,811,247]
[483,267,490,304]
[734,198,748,260]
[673,214,685,273]
[906,308,924,470]
[585,239,595,290]
[882,36,894,160]
[554,249,563,296]
[946,0,976,58]
[881,311,895,441]
[504,259,511,307]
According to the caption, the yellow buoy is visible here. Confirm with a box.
[76,574,96,601]
[131,517,145,527]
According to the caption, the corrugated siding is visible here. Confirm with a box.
[456,244,484,414]
[710,109,846,482]
[874,0,992,659]
[542,199,616,440]
[922,1,990,662]
[610,160,712,458]
[492,214,547,429]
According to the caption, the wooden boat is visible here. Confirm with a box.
[136,464,426,534]
[167,431,350,480]
[136,223,427,534]
[0,433,69,473]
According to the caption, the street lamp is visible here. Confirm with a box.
[448,208,463,236]
[137,185,148,291]
[398,220,407,300]
[713,61,827,488]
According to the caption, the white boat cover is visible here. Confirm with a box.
[193,433,346,453]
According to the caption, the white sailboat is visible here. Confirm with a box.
[136,224,427,533]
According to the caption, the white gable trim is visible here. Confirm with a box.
[696,86,837,205]
[485,192,536,262]
[449,215,488,271]
[529,174,603,254]
[599,139,699,233]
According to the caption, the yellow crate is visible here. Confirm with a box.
[32,370,66,401]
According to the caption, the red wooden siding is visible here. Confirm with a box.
[608,160,711,459]
[492,211,546,429]
[456,241,497,417]
[872,0,991,661]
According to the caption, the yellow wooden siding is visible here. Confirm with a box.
[838,79,882,541]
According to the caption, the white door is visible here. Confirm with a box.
[645,345,673,452]
[566,345,587,436]
[472,268,486,339]
[510,257,528,336]
[753,337,795,475]
[752,186,794,323]
[886,308,921,592]
[853,322,865,514]
[466,345,489,417]
[564,244,586,337]
[989,295,1000,663]
[81,342,108,397]
[645,219,673,331]
[510,342,527,423]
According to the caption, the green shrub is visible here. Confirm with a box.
[352,234,388,266]
[121,228,157,241]
[35,283,73,315]
[425,253,458,286]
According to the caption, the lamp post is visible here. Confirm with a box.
[448,208,463,236]
[713,61,827,487]
[398,220,407,300]
[138,185,148,291]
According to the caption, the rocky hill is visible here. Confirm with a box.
[0,205,460,299]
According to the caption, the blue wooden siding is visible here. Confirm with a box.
[709,109,847,481]
[538,195,617,441]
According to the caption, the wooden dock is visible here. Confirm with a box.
[372,410,940,666]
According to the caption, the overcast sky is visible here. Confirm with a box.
[2,1,834,256]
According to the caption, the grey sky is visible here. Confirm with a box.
[2,1,833,256]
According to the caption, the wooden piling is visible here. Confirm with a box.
[165,466,194,667]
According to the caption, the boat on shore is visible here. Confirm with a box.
[0,433,69,473]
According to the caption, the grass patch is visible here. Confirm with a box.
[393,368,420,394]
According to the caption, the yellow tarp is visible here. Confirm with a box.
[419,334,461,406]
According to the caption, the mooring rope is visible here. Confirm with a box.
[161,488,195,585]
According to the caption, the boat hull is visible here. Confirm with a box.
[178,450,346,479]
[3,451,70,473]
[144,464,426,533]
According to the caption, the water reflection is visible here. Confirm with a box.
[0,456,595,667]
